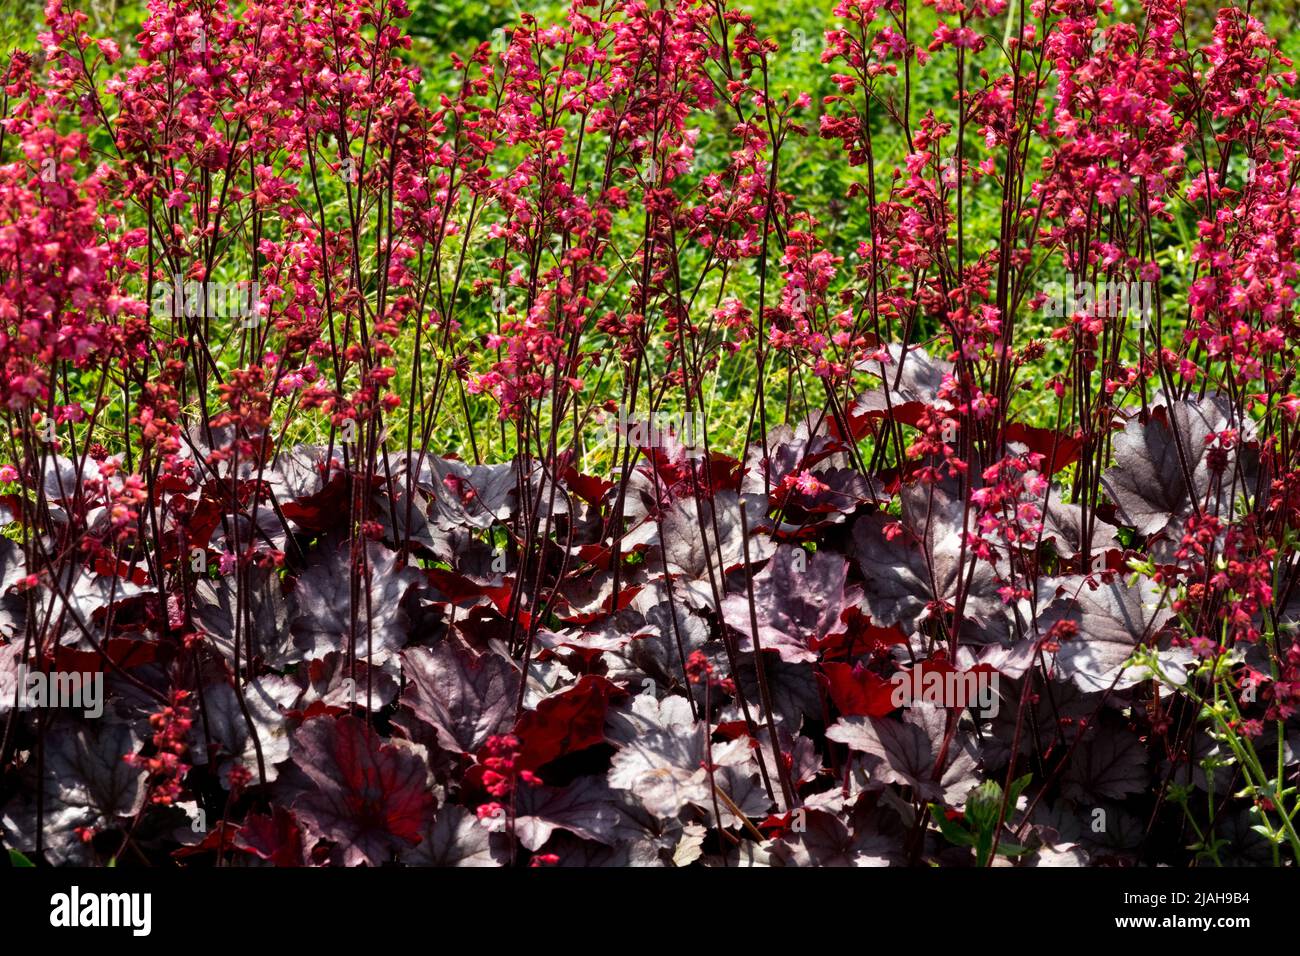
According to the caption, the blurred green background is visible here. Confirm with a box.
[3,1,1299,470]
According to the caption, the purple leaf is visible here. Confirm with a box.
[510,775,622,851]
[1044,576,1175,692]
[851,343,952,419]
[1,719,147,865]
[289,715,435,866]
[851,484,1014,645]
[1101,396,1258,538]
[193,677,298,787]
[399,640,519,754]
[606,692,766,822]
[651,491,775,604]
[399,803,508,866]
[769,808,899,866]
[826,703,980,805]
[193,567,296,670]
[423,457,517,531]
[290,539,421,665]
[721,545,858,664]
[742,415,851,493]
[1063,723,1148,801]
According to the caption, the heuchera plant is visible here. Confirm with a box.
[1,0,1299,867]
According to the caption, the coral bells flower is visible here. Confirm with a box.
[966,453,1047,559]
[1041,617,1079,654]
[125,691,194,805]
[478,733,541,804]
[780,469,830,497]
[227,764,253,798]
[685,649,713,684]
[686,649,734,694]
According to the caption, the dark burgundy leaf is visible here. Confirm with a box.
[290,539,422,665]
[289,715,435,866]
[742,416,850,493]
[768,807,899,866]
[424,457,517,531]
[399,803,508,866]
[508,775,622,851]
[851,343,951,427]
[1,719,147,865]
[193,677,298,787]
[826,703,980,805]
[1101,396,1258,538]
[1063,723,1148,801]
[606,692,766,822]
[649,491,775,604]
[721,545,859,664]
[1043,575,1176,692]
[851,483,1015,645]
[400,640,519,755]
[193,567,296,670]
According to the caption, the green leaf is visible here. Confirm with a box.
[1007,773,1034,807]
[965,780,1004,833]
[930,804,974,848]
[8,849,34,867]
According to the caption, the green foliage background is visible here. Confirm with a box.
[3,1,1299,470]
